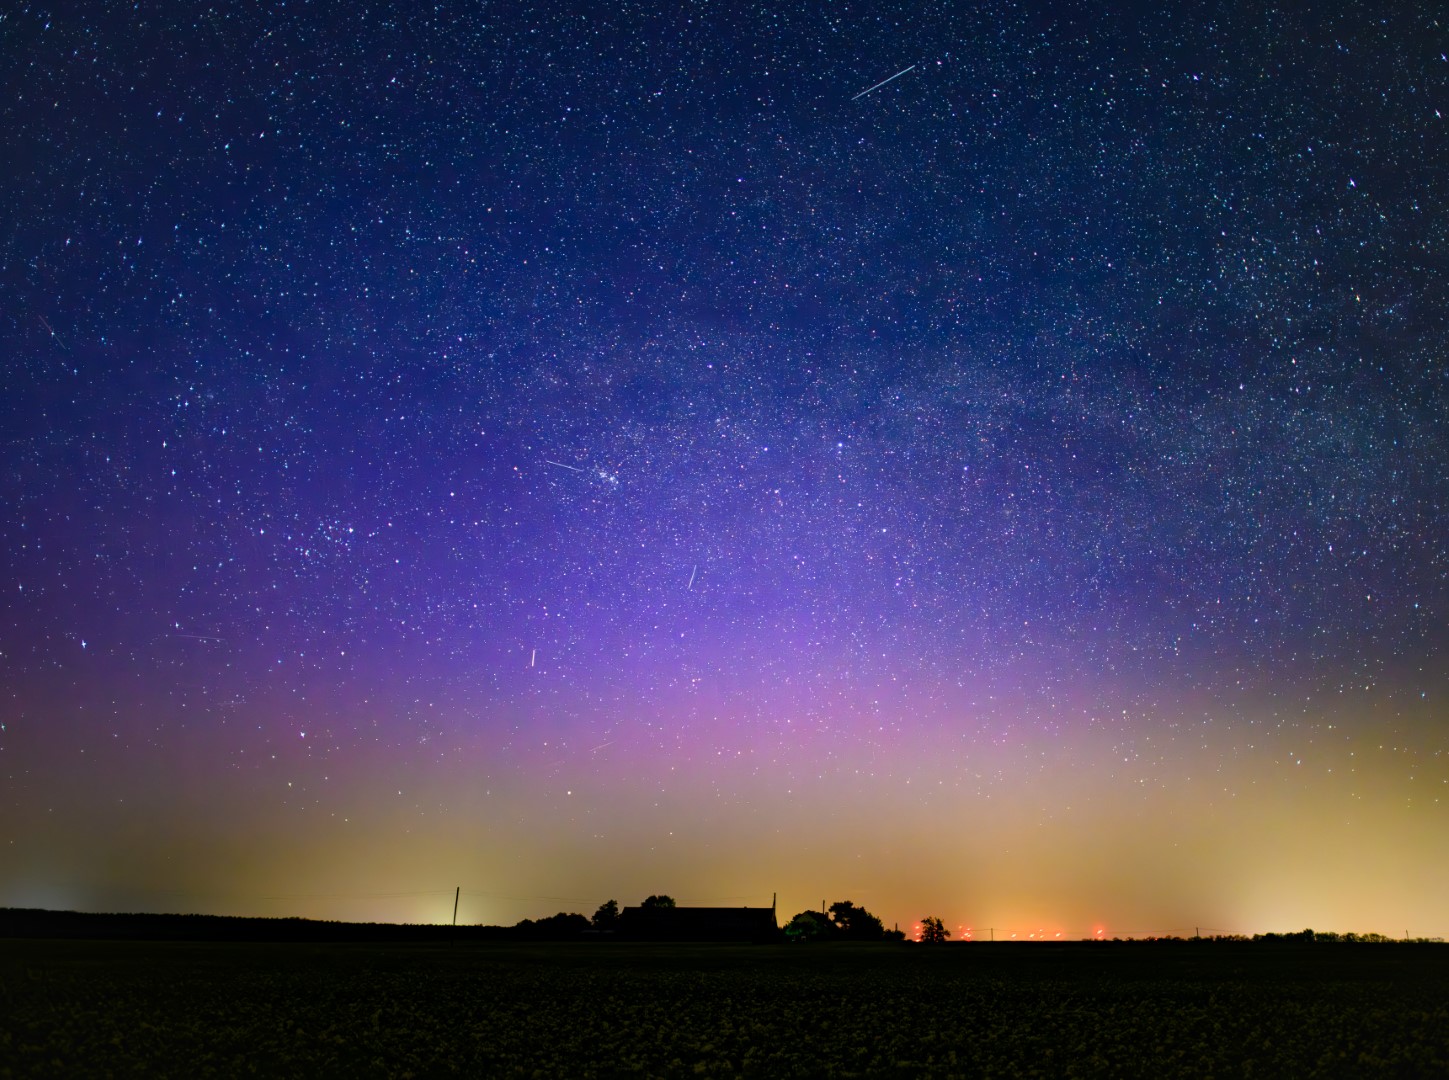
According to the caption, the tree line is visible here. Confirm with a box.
[781,901,912,942]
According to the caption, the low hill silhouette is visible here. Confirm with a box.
[0,907,585,943]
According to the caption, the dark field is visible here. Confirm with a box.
[2,940,1447,1077]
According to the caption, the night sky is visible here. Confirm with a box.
[3,2,1446,938]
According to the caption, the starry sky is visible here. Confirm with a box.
[3,1,1446,937]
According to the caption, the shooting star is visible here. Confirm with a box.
[589,741,615,753]
[851,63,917,101]
[544,459,584,472]
[37,314,68,349]
[688,564,697,590]
[164,633,228,643]
[531,649,537,668]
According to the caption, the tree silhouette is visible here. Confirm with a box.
[591,899,619,930]
[783,910,835,942]
[828,900,886,941]
[513,912,590,940]
[640,894,676,909]
[918,916,950,944]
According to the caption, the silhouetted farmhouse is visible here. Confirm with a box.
[616,902,780,943]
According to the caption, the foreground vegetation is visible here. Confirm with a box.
[3,939,1446,1077]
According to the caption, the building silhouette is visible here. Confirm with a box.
[615,898,779,943]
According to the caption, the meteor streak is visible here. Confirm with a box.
[851,64,916,101]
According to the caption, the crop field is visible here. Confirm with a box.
[2,939,1446,1077]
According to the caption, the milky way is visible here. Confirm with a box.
[3,2,1446,935]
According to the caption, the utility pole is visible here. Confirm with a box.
[453,887,460,927]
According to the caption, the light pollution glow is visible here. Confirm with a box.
[5,672,1445,936]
